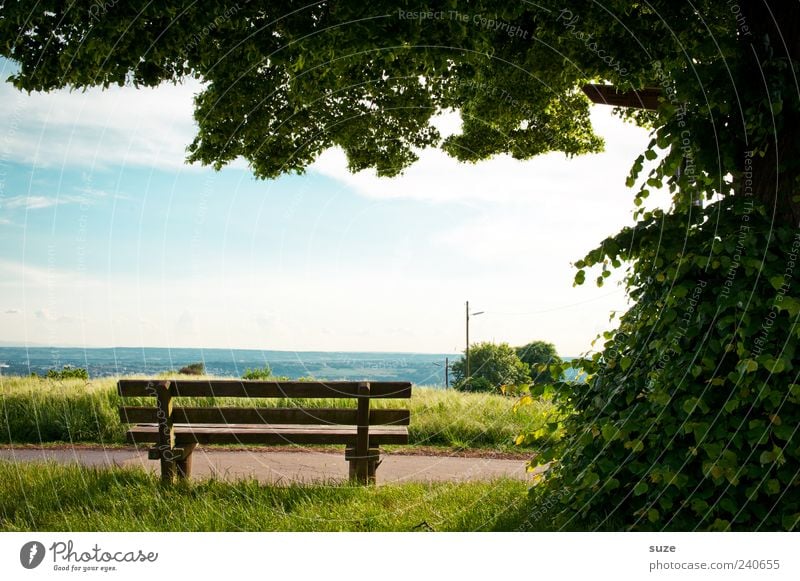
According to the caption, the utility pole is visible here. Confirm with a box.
[465,301,484,383]
[466,301,470,381]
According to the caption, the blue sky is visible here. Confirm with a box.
[0,58,669,355]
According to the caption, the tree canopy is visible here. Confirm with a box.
[3,1,798,530]
[516,340,561,384]
[451,341,530,392]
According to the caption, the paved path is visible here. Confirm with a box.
[0,447,534,485]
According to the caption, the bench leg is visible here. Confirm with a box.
[346,447,380,485]
[176,443,197,480]
[160,456,177,485]
[367,453,379,483]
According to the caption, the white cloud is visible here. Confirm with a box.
[0,75,203,171]
[4,195,50,210]
[1,188,109,211]
[4,195,63,210]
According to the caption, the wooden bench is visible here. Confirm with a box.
[117,379,412,485]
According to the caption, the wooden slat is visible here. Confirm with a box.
[581,84,661,110]
[117,379,412,399]
[119,407,410,426]
[126,424,409,446]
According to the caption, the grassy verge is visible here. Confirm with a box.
[0,375,556,451]
[0,460,535,531]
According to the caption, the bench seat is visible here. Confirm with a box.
[118,379,411,484]
[126,423,410,446]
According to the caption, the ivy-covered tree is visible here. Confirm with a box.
[3,1,798,530]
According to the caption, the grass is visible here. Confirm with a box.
[0,460,535,531]
[0,375,556,451]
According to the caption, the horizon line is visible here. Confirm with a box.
[0,343,462,356]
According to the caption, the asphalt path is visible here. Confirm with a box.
[0,446,535,485]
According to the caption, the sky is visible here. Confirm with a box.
[0,58,670,356]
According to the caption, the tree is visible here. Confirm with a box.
[3,1,798,530]
[516,341,561,384]
[451,342,530,393]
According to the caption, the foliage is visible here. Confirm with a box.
[516,341,562,385]
[37,366,90,381]
[526,200,800,531]
[3,1,799,530]
[451,342,530,393]
[0,461,531,531]
[178,362,205,376]
[0,376,557,451]
[242,365,273,380]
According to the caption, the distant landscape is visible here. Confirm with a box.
[0,346,459,386]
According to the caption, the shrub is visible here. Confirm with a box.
[242,365,273,380]
[178,362,205,375]
[45,366,89,380]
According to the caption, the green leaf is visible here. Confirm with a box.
[583,471,600,487]
[765,479,780,495]
[769,275,785,290]
[776,297,800,317]
[738,359,758,374]
[719,498,737,514]
[601,424,618,442]
[763,358,786,373]
[633,482,649,496]
[625,439,645,453]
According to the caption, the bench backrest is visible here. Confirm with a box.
[117,379,412,427]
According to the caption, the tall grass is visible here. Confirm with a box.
[0,460,534,531]
[0,375,557,449]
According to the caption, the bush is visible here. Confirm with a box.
[178,362,205,375]
[44,366,89,380]
[242,365,273,380]
[451,342,530,393]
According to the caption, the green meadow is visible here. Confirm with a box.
[0,461,534,532]
[0,375,556,452]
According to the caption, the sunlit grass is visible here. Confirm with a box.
[0,375,557,451]
[0,460,533,531]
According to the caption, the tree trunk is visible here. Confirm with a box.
[739,1,800,226]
